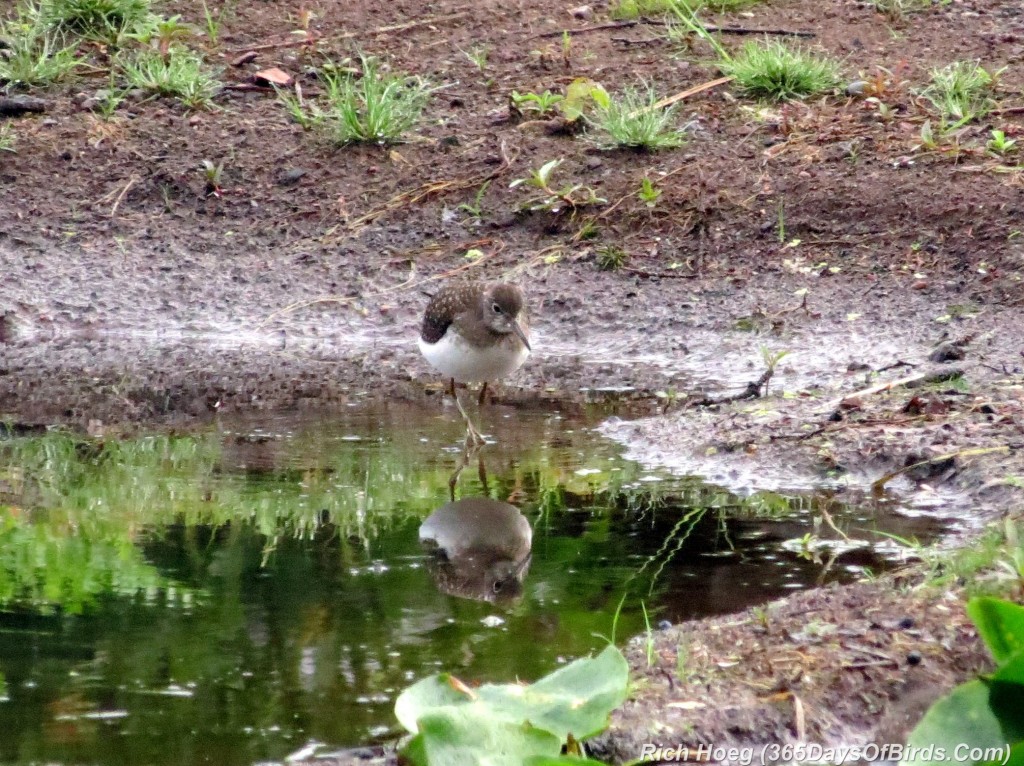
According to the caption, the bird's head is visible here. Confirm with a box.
[481,283,531,350]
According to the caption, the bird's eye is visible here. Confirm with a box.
[492,303,502,313]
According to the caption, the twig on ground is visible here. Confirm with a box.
[872,446,1012,491]
[0,96,47,116]
[628,76,734,117]
[234,11,470,53]
[109,175,139,218]
[623,266,700,279]
[537,19,815,38]
[828,367,963,412]
[257,239,505,330]
[535,20,641,38]
[347,141,517,230]
[687,367,775,408]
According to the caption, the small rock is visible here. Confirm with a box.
[568,4,593,19]
[845,80,870,97]
[585,157,603,170]
[276,168,308,186]
[928,341,967,362]
[254,67,292,87]
[231,50,258,67]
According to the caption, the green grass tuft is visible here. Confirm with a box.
[40,0,150,41]
[280,54,432,146]
[719,40,842,101]
[919,60,1000,124]
[592,87,687,151]
[0,7,82,87]
[0,124,15,153]
[870,0,934,21]
[117,46,221,109]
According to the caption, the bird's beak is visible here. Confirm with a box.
[512,318,531,351]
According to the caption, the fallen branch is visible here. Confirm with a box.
[0,96,47,116]
[537,19,814,38]
[109,174,139,218]
[535,20,640,38]
[872,445,1011,492]
[828,367,963,412]
[257,239,504,330]
[628,76,734,117]
[687,366,774,408]
[347,140,516,230]
[623,266,700,279]
[233,34,321,54]
[233,12,470,53]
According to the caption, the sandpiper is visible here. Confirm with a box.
[418,281,531,444]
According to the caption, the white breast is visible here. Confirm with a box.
[419,332,530,383]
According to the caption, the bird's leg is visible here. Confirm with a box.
[449,378,484,447]
[476,450,489,495]
[478,381,489,407]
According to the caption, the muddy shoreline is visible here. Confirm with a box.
[2,265,1022,764]
[3,0,1024,756]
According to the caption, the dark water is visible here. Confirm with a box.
[0,404,951,764]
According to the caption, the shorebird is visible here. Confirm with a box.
[418,281,531,445]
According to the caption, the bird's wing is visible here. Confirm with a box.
[421,294,454,344]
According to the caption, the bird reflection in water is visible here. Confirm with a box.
[420,448,532,603]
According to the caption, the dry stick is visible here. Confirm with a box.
[687,366,775,408]
[792,694,806,743]
[819,507,850,542]
[256,240,505,330]
[629,76,734,117]
[535,20,640,38]
[233,11,470,53]
[872,446,1011,492]
[828,367,963,411]
[537,19,815,38]
[109,175,139,218]
[235,34,320,54]
[348,141,516,230]
[598,163,690,220]
[622,266,700,279]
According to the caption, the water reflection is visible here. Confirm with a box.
[420,497,532,603]
[0,405,956,765]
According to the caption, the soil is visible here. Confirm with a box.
[2,0,1024,761]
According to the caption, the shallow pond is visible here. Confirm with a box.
[0,403,952,765]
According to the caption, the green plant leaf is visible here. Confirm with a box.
[414,708,562,766]
[526,757,608,765]
[394,645,629,752]
[902,680,1005,766]
[395,674,475,733]
[562,78,608,121]
[509,643,628,739]
[981,742,1024,766]
[968,597,1024,665]
[989,652,1024,741]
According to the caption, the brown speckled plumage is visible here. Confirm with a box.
[420,282,528,349]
